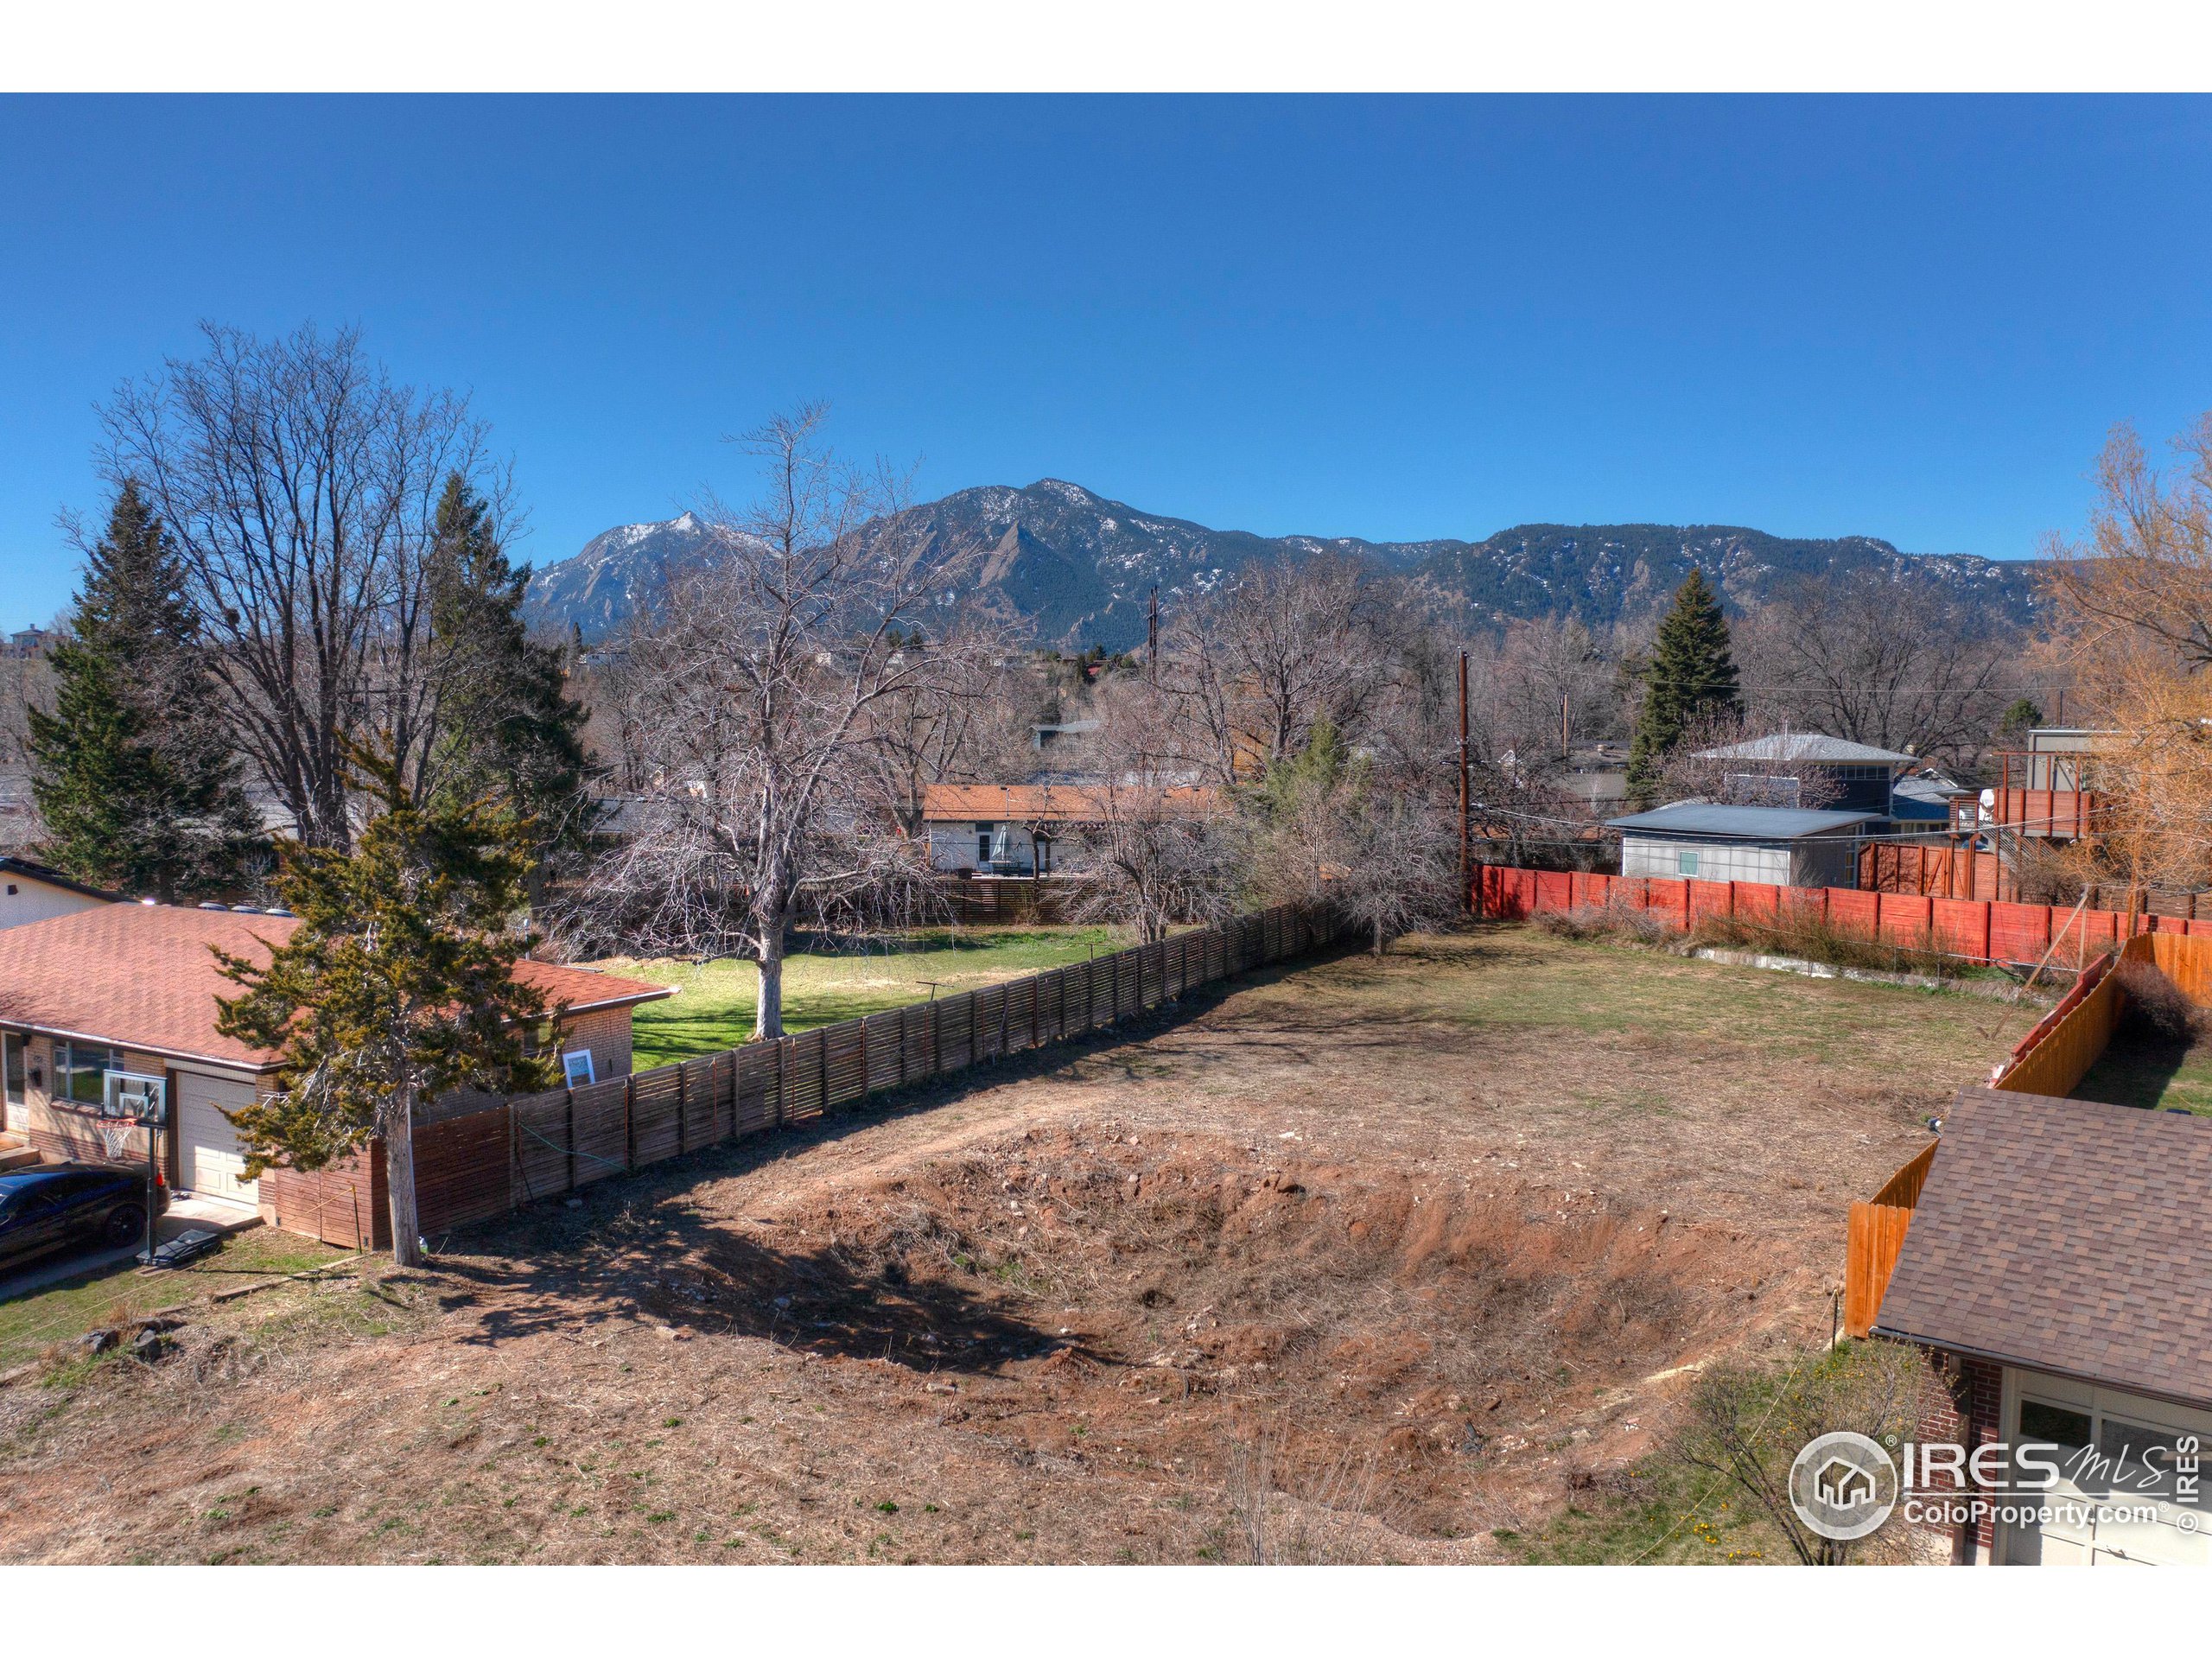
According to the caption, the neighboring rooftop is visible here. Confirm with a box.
[1605,802,1885,840]
[1692,734,1918,766]
[921,783,1218,823]
[0,904,672,1069]
[1874,1087,2212,1412]
[0,854,120,904]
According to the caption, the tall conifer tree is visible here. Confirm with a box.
[1626,568,1742,807]
[425,474,592,880]
[29,480,258,899]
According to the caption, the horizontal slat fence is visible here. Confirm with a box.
[1476,861,2212,969]
[402,903,1343,1240]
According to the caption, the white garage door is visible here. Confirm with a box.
[1999,1372,2212,1566]
[177,1073,259,1207]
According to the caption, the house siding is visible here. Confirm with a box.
[0,876,110,931]
[8,1033,174,1169]
[559,1005,634,1084]
[925,820,1082,875]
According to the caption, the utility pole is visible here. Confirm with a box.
[1147,586,1159,683]
[1560,690,1570,758]
[1459,649,1471,912]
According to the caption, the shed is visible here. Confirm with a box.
[1605,802,1883,888]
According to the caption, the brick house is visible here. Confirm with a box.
[0,903,671,1232]
[1869,1087,2212,1566]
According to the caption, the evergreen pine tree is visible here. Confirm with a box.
[215,745,556,1268]
[28,480,259,899]
[1626,568,1742,808]
[425,474,593,878]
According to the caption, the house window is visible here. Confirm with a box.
[522,1020,555,1058]
[976,823,1001,864]
[54,1041,121,1105]
[1677,849,1700,876]
[562,1050,597,1088]
[3,1034,22,1108]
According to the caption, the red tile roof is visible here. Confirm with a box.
[0,903,671,1071]
[921,782,1218,823]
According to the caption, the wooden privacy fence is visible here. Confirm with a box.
[367,903,1343,1245]
[1475,862,2212,969]
[1843,930,2212,1337]
[1993,930,2212,1096]
[1844,1141,1938,1339]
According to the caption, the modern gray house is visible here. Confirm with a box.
[1690,733,1920,821]
[1606,802,1885,888]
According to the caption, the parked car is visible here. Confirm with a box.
[0,1165,168,1274]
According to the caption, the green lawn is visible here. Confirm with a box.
[2072,1031,2212,1116]
[0,1227,349,1374]
[591,925,1148,1070]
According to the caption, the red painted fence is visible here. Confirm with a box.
[1472,863,2211,969]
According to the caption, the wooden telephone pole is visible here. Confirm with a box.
[1147,586,1159,682]
[1459,649,1471,912]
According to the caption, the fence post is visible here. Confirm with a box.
[1982,900,1993,965]
[677,1058,689,1154]
[563,1088,576,1193]
[624,1073,636,1171]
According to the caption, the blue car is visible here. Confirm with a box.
[0,1165,168,1274]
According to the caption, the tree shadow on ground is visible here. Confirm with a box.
[426,956,1366,1370]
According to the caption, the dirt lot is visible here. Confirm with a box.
[0,925,2031,1563]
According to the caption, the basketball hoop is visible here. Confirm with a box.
[94,1113,135,1162]
[99,1071,167,1166]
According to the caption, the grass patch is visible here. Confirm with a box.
[0,1229,349,1372]
[592,925,1145,1068]
[1507,1340,1943,1565]
[1335,926,2024,1069]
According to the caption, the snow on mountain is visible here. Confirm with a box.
[523,485,2043,648]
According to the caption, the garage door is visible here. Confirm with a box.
[177,1073,259,1207]
[1999,1373,2212,1565]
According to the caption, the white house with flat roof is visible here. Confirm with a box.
[1606,802,1885,889]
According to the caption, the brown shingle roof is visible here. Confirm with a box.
[1873,1086,2212,1409]
[921,782,1218,823]
[0,904,671,1071]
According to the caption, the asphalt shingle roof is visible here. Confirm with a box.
[1873,1086,2212,1410]
[0,904,671,1069]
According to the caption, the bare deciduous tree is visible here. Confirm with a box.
[2046,416,2212,893]
[1732,572,2017,767]
[1161,552,1395,780]
[1243,719,1459,954]
[567,405,980,1036]
[1066,686,1238,942]
[99,322,496,849]
[2047,417,2212,672]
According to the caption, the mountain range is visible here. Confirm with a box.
[520,480,2044,648]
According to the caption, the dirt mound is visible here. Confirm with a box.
[627,1122,1744,1537]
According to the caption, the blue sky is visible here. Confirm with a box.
[3,94,2209,627]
